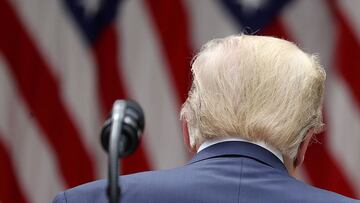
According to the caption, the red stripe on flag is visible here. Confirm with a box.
[304,130,357,198]
[259,17,291,40]
[0,137,28,203]
[0,0,95,187]
[327,0,360,109]
[261,18,357,198]
[144,0,193,104]
[93,25,127,115]
[93,24,151,174]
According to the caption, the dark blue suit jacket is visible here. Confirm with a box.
[53,141,359,203]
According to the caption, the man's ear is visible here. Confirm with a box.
[182,119,196,153]
[294,129,314,168]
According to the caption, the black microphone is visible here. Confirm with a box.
[100,100,145,203]
[100,100,145,157]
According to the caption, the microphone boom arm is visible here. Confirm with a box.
[108,100,126,203]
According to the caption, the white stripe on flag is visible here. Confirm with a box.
[118,0,187,169]
[281,0,336,73]
[185,0,238,49]
[338,0,360,41]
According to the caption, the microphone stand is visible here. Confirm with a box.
[108,100,126,203]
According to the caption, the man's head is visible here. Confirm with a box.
[181,35,326,172]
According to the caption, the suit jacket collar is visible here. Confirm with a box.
[187,141,288,173]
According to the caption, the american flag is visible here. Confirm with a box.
[0,0,360,202]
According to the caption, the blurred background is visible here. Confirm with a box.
[0,0,360,202]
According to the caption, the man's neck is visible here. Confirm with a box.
[197,137,284,164]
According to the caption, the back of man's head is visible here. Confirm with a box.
[181,34,326,159]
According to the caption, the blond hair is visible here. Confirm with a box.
[181,35,326,158]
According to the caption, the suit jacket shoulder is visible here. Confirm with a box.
[53,142,360,203]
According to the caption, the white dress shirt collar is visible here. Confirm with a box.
[197,137,284,163]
